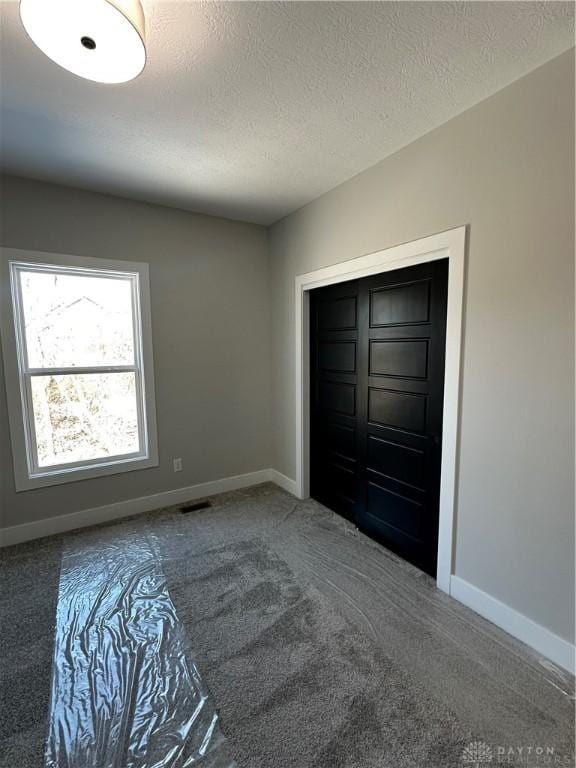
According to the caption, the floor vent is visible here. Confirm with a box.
[180,500,212,514]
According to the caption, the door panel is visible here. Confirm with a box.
[369,339,428,379]
[319,422,356,459]
[366,481,424,539]
[368,388,427,433]
[310,260,448,575]
[366,435,426,489]
[319,381,356,416]
[310,281,361,521]
[369,280,430,326]
[318,341,356,372]
[318,295,357,330]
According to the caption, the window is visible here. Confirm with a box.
[1,249,158,491]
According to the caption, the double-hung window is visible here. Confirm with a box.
[1,249,158,491]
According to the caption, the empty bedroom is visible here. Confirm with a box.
[0,2,574,767]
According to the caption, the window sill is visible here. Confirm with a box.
[14,454,159,492]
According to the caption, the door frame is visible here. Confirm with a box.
[295,226,466,593]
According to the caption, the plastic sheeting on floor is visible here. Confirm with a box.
[45,528,235,768]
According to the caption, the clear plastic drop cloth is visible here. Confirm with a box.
[45,529,236,768]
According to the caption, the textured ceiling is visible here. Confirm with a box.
[0,1,573,224]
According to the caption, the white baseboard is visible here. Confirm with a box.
[450,576,575,675]
[0,468,300,548]
[268,469,299,497]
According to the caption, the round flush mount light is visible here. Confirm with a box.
[19,0,146,84]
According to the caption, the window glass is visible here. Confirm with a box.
[19,270,135,368]
[31,372,140,467]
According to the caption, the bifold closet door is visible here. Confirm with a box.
[310,259,448,576]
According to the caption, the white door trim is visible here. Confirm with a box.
[295,226,466,593]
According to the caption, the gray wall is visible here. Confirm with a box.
[0,176,271,528]
[268,50,575,642]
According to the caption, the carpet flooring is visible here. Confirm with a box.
[1,483,574,768]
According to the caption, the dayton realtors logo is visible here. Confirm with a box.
[462,742,494,765]
[461,742,573,766]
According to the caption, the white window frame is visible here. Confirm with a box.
[0,248,159,491]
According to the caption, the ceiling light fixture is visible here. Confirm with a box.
[19,0,146,84]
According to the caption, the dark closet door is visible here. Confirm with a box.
[310,260,448,575]
[309,280,361,521]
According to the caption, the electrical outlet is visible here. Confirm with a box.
[173,458,183,473]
